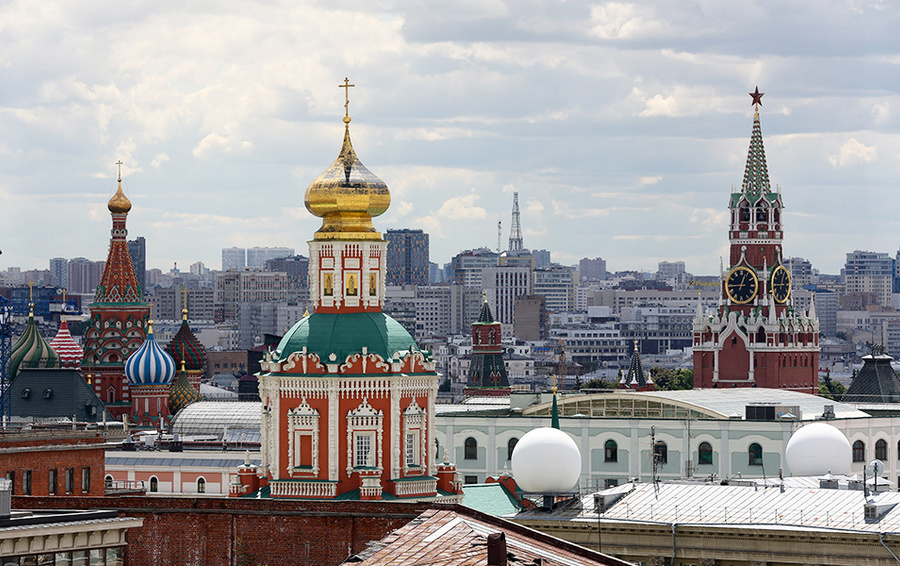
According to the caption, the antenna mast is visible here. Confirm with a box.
[508,192,523,253]
[497,217,502,254]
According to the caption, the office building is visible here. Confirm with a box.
[221,247,246,271]
[127,236,146,293]
[246,246,294,267]
[385,228,429,285]
[844,250,895,309]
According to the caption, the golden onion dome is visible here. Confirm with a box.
[108,180,132,214]
[304,117,390,240]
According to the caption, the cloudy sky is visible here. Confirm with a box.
[1,0,898,276]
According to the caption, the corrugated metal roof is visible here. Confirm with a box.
[548,482,900,533]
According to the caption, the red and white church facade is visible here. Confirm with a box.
[232,102,461,501]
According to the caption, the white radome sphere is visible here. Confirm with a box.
[785,422,851,476]
[511,427,581,493]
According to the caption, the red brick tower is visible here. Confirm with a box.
[693,89,819,393]
[81,166,150,418]
[465,298,511,397]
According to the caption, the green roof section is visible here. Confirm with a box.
[461,483,523,517]
[475,299,494,324]
[275,311,419,364]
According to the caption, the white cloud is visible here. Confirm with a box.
[689,208,729,231]
[551,200,609,218]
[436,191,486,220]
[192,133,252,159]
[639,176,662,185]
[150,153,170,168]
[828,138,877,168]
[589,2,667,40]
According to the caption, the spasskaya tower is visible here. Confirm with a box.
[693,88,819,393]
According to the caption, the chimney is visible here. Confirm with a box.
[487,532,507,566]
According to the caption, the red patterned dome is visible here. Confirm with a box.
[50,320,83,369]
[165,311,207,372]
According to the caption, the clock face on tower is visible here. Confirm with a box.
[770,265,791,303]
[725,266,758,304]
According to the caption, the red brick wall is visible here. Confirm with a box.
[14,496,428,566]
[0,437,106,496]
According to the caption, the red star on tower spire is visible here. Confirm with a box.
[750,86,764,107]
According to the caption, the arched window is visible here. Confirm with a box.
[107,387,116,404]
[149,477,158,493]
[197,478,206,494]
[748,443,763,465]
[507,438,518,461]
[653,441,667,465]
[756,205,766,223]
[605,440,618,462]
[105,475,114,489]
[464,437,477,460]
[739,201,750,222]
[853,440,865,463]
[876,439,888,461]
[698,442,713,465]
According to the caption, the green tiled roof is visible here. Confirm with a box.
[276,312,417,363]
[842,354,900,403]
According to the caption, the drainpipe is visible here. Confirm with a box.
[671,523,677,565]
[880,533,900,565]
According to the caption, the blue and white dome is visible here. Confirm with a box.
[125,322,176,386]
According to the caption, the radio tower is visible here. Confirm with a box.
[508,192,523,253]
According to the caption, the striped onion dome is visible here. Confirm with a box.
[49,320,83,369]
[165,311,207,371]
[168,361,202,415]
[9,309,61,377]
[125,321,176,386]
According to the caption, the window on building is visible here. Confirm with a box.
[748,443,763,466]
[604,479,619,489]
[605,440,618,463]
[853,440,866,463]
[82,467,91,493]
[149,477,158,493]
[49,469,58,495]
[197,478,206,493]
[406,433,418,467]
[105,475,114,489]
[65,468,75,494]
[507,438,518,461]
[355,433,373,468]
[876,439,888,461]
[653,442,667,465]
[464,437,478,460]
[23,470,32,496]
[698,442,713,465]
[464,475,479,485]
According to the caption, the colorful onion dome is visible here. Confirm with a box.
[125,321,176,386]
[168,360,202,415]
[9,308,61,377]
[107,178,132,214]
[49,320,83,369]
[304,114,390,241]
[165,310,207,371]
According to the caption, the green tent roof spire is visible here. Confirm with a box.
[741,89,772,202]
[550,385,560,429]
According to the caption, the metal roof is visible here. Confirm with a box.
[534,482,900,533]
[523,389,869,421]
[170,401,261,439]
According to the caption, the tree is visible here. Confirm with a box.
[651,367,693,390]
[818,374,846,400]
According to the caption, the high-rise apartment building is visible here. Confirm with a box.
[451,248,499,288]
[153,287,216,322]
[221,247,246,271]
[844,250,895,309]
[265,255,309,288]
[482,265,531,326]
[127,236,146,293]
[49,257,68,289]
[214,270,291,322]
[532,249,551,268]
[246,247,294,268]
[532,265,578,313]
[67,258,105,294]
[579,257,607,281]
[385,229,429,286]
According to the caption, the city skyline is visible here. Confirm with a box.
[1,1,897,275]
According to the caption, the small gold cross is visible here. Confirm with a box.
[116,160,124,180]
[339,77,355,117]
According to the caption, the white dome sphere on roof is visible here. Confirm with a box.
[511,427,581,493]
[785,422,851,476]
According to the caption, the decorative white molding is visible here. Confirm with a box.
[346,398,384,476]
[270,480,337,498]
[287,398,320,476]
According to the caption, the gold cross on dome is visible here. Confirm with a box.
[339,77,355,117]
[116,160,123,180]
